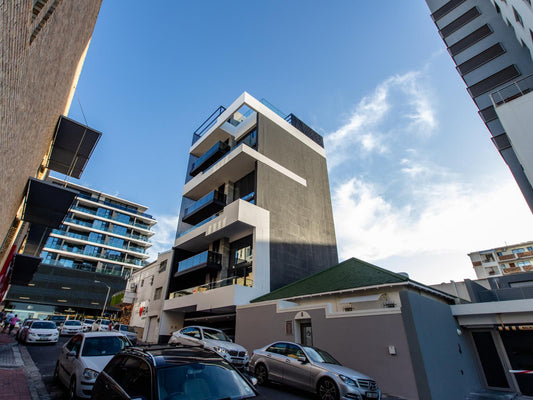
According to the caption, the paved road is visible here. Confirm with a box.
[23,336,313,399]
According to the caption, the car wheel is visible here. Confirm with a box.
[68,376,78,400]
[318,378,339,400]
[255,363,268,385]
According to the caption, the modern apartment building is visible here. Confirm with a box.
[160,92,338,339]
[0,1,102,300]
[425,0,533,212]
[469,240,533,278]
[3,177,156,319]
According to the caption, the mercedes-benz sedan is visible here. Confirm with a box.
[250,341,381,400]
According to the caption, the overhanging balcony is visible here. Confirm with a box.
[175,250,222,278]
[190,141,230,177]
[182,190,226,225]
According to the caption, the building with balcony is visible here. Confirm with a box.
[424,0,533,212]
[469,240,533,278]
[161,92,338,339]
[0,1,103,301]
[3,177,156,319]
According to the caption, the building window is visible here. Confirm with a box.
[285,321,293,335]
[513,248,525,254]
[141,279,144,287]
[159,260,167,273]
[154,287,163,300]
[518,261,531,267]
[97,208,112,219]
[115,213,131,224]
[497,251,503,256]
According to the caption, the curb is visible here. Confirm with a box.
[16,344,51,400]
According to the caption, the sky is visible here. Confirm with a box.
[59,1,533,285]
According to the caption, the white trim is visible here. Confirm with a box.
[190,92,325,157]
[340,294,382,304]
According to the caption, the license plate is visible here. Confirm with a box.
[366,392,379,399]
[38,338,50,341]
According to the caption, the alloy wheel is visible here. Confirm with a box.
[255,364,268,385]
[318,378,339,400]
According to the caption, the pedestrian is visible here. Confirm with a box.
[108,321,113,331]
[8,314,19,335]
[2,311,14,332]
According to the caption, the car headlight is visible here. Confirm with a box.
[213,346,228,355]
[339,375,358,387]
[82,368,99,381]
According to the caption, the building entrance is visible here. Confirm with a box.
[500,329,533,396]
[300,322,313,347]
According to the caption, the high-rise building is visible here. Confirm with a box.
[425,0,533,212]
[0,1,103,299]
[3,177,156,319]
[160,92,338,339]
[468,240,533,278]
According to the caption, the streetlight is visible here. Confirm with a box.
[94,280,111,318]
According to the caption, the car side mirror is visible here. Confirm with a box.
[297,356,307,363]
[67,350,77,358]
[250,377,258,386]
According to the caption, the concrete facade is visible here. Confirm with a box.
[161,92,338,338]
[425,0,533,212]
[0,0,102,263]
[468,240,533,278]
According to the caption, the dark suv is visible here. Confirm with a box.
[91,344,263,400]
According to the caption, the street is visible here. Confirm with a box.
[23,336,314,400]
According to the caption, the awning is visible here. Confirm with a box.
[10,254,42,285]
[340,294,382,304]
[47,115,101,178]
[24,224,51,257]
[21,178,78,228]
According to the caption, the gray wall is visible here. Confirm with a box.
[256,115,338,291]
[400,291,483,400]
[236,303,418,399]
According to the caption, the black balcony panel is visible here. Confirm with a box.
[182,190,226,225]
[24,223,52,257]
[22,178,78,228]
[285,114,324,147]
[190,141,230,177]
[47,115,102,179]
[10,254,42,285]
[174,251,222,278]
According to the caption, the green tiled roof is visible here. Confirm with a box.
[252,257,410,303]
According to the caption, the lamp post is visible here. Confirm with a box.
[94,280,111,318]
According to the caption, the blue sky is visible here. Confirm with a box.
[60,1,533,284]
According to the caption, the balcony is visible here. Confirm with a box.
[491,73,533,106]
[71,205,153,232]
[77,193,154,220]
[169,276,253,298]
[182,190,226,225]
[63,217,151,244]
[175,251,222,277]
[190,141,230,177]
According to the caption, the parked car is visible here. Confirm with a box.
[47,315,67,327]
[54,332,132,399]
[169,325,249,368]
[19,320,59,344]
[90,319,111,332]
[250,341,381,400]
[91,344,263,400]
[15,318,37,341]
[111,323,138,345]
[82,319,94,332]
[59,320,83,336]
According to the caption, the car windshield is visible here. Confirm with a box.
[82,336,130,357]
[118,325,135,333]
[157,362,255,400]
[65,321,81,326]
[32,321,57,329]
[84,319,94,324]
[202,328,230,342]
[100,320,110,325]
[303,347,341,365]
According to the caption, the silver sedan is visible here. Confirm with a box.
[250,341,381,400]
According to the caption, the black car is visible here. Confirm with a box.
[91,344,263,400]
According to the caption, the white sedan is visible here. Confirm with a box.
[19,320,59,344]
[54,332,131,399]
[59,320,83,336]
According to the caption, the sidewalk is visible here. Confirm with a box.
[0,332,48,400]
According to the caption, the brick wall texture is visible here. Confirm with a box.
[0,0,102,247]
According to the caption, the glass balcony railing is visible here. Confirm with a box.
[183,190,226,225]
[169,276,253,299]
[63,218,151,243]
[44,243,145,267]
[491,73,533,106]
[190,141,230,177]
[52,229,147,254]
[192,106,227,145]
[71,205,152,231]
[177,214,218,238]
[77,193,154,220]
[177,251,221,274]
[42,259,130,278]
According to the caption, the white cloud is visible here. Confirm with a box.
[146,213,179,262]
[332,175,533,283]
[325,70,437,169]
